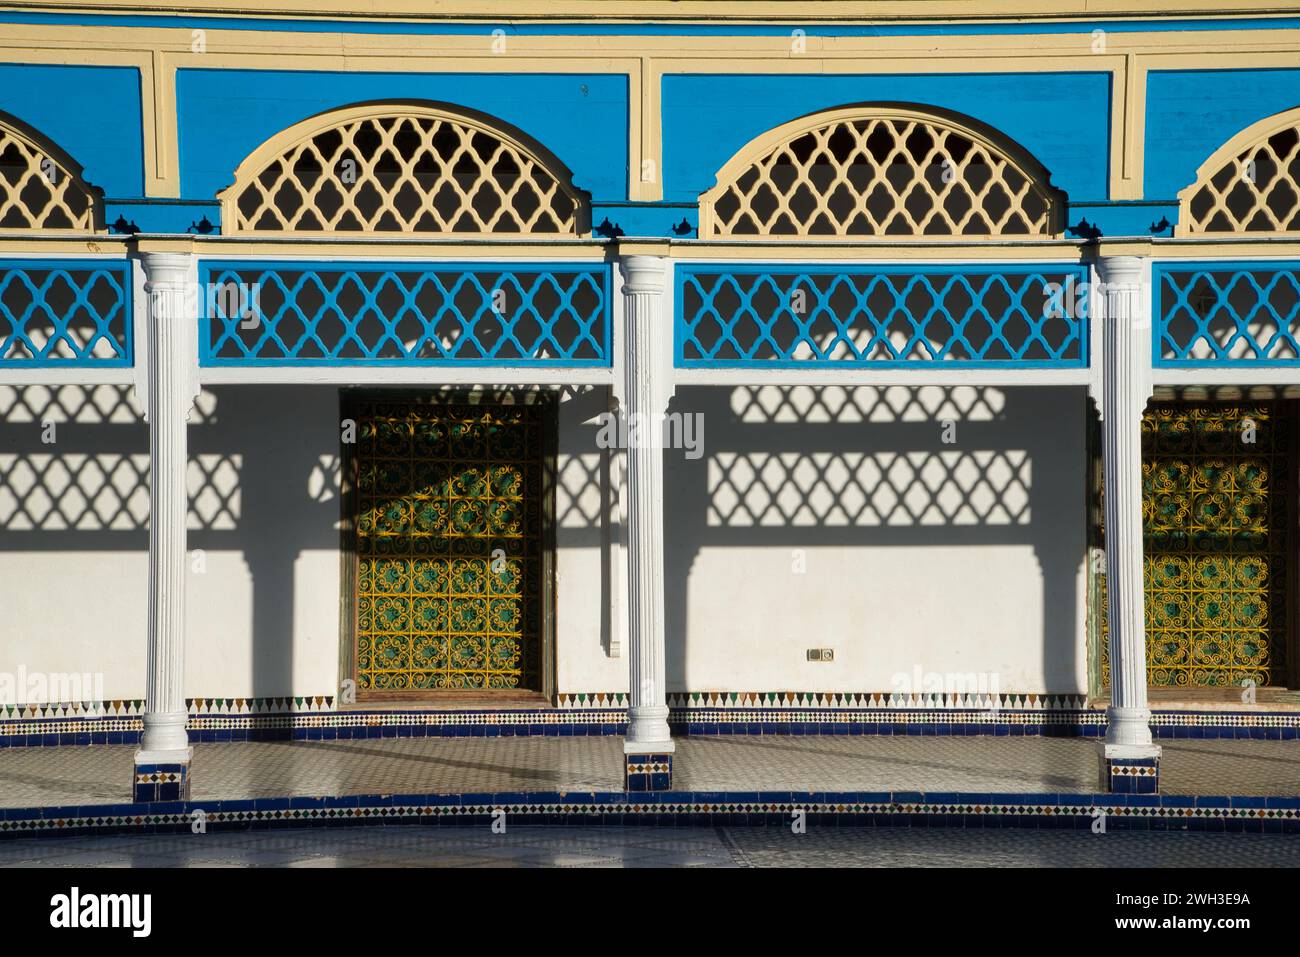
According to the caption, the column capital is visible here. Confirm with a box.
[140,250,193,289]
[621,255,668,296]
[1097,254,1146,287]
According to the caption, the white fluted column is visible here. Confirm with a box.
[620,256,674,784]
[1097,255,1160,788]
[135,251,196,791]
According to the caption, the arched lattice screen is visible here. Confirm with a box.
[0,119,96,230]
[222,104,584,235]
[701,106,1059,239]
[1180,110,1300,234]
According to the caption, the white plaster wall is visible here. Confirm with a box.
[0,384,343,703]
[0,385,150,701]
[0,382,1087,704]
[555,387,628,693]
[657,385,1090,696]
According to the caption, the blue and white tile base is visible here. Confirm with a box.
[624,753,673,791]
[133,762,191,803]
[1103,756,1161,795]
[3,790,1297,840]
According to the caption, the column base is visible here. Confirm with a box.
[1098,743,1161,794]
[624,751,673,792]
[133,748,193,803]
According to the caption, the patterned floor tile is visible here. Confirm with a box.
[0,735,1296,809]
[3,826,1298,868]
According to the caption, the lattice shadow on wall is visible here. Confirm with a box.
[662,385,1086,692]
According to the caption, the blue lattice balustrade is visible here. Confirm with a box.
[1155,262,1300,366]
[200,261,610,366]
[676,264,1089,368]
[0,260,132,367]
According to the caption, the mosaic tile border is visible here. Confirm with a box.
[4,706,1300,748]
[2,691,1093,721]
[2,791,1298,840]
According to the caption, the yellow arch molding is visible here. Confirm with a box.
[218,101,589,237]
[0,113,100,232]
[1177,105,1300,237]
[699,103,1065,241]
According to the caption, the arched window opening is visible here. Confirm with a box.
[1181,110,1300,234]
[0,117,98,231]
[222,104,585,236]
[701,106,1060,240]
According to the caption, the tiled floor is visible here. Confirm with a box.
[0,735,1297,808]
[3,826,1299,868]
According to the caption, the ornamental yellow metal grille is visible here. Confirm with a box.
[352,400,543,693]
[224,105,583,235]
[0,121,96,230]
[1101,403,1293,688]
[1182,115,1300,234]
[700,107,1057,239]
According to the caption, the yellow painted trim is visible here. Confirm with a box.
[3,231,1300,263]
[1119,56,1148,201]
[149,49,175,196]
[1174,104,1300,236]
[1148,238,1300,256]
[665,240,1090,261]
[635,56,658,202]
[217,100,589,237]
[13,1,1300,21]
[0,235,124,252]
[186,238,612,259]
[135,236,196,254]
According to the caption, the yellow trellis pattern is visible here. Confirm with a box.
[700,106,1059,239]
[0,121,96,230]
[1180,109,1300,235]
[1099,403,1293,689]
[222,104,583,235]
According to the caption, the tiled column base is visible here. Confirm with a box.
[1100,755,1160,794]
[133,762,191,802]
[624,753,673,791]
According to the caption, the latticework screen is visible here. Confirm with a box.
[1183,120,1300,234]
[200,262,609,366]
[676,265,1088,367]
[226,108,583,235]
[0,262,131,366]
[0,123,96,230]
[702,110,1057,239]
[1155,263,1300,365]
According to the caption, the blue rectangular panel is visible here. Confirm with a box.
[676,263,1089,369]
[199,260,610,367]
[0,259,132,367]
[1154,260,1300,367]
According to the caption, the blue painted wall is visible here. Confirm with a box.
[660,72,1112,203]
[0,64,143,196]
[1145,69,1300,200]
[176,69,629,203]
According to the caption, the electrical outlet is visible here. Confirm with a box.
[806,648,834,662]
